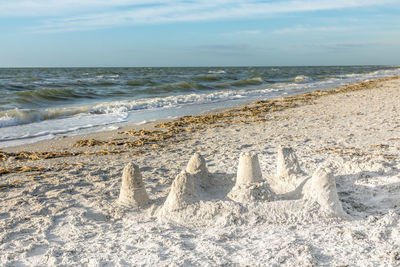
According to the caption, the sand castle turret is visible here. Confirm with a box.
[228,152,275,202]
[186,152,211,187]
[236,152,263,185]
[302,166,345,217]
[162,170,196,212]
[118,163,149,207]
[276,146,302,179]
[186,153,207,174]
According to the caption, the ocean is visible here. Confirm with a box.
[1,65,399,148]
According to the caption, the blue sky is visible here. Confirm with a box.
[0,0,399,67]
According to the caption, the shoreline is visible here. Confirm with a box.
[1,67,399,150]
[1,75,399,178]
[1,75,399,155]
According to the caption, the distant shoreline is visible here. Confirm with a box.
[1,64,398,69]
[2,74,399,154]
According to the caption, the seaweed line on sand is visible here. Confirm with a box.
[0,150,143,176]
[74,75,400,149]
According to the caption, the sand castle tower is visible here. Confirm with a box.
[162,170,196,212]
[228,152,275,203]
[267,146,303,194]
[118,163,149,207]
[276,146,302,179]
[161,153,210,213]
[236,152,263,185]
[302,166,345,217]
[186,153,211,188]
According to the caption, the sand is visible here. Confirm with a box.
[1,77,400,266]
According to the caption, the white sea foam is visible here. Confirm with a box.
[0,107,90,128]
[294,75,313,83]
[0,87,278,128]
[207,70,226,74]
[0,112,127,147]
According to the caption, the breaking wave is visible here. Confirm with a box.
[232,77,263,87]
[0,87,281,128]
[293,75,313,83]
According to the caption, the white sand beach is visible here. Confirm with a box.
[1,76,400,266]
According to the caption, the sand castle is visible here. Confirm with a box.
[119,148,346,219]
[118,162,149,207]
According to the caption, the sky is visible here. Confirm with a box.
[0,0,399,67]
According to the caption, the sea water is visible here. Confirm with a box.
[1,65,399,148]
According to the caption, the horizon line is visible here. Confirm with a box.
[0,64,398,69]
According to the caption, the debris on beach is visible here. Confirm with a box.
[0,166,45,177]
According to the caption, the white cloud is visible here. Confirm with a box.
[226,30,262,36]
[272,25,357,34]
[0,1,172,16]
[1,0,396,33]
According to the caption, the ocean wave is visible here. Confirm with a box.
[232,77,263,86]
[207,70,226,74]
[193,75,224,82]
[293,75,313,83]
[0,112,127,143]
[140,81,208,94]
[0,107,89,127]
[16,87,81,103]
[125,78,154,86]
[95,70,122,76]
[13,84,122,106]
[0,87,280,128]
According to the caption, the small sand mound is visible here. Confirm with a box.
[302,165,346,217]
[186,152,211,188]
[118,162,149,207]
[162,170,196,212]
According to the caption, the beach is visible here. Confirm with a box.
[1,76,400,265]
